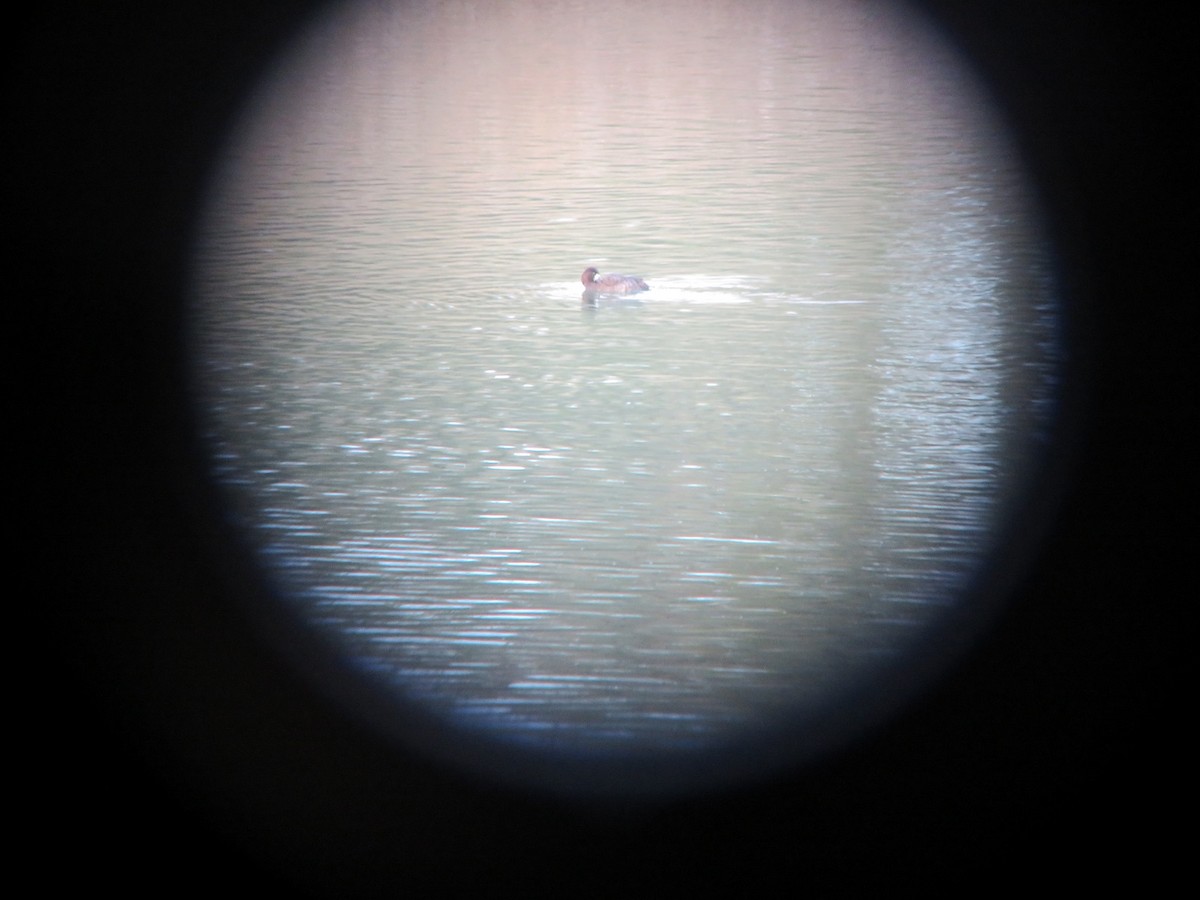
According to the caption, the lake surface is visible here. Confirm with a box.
[189,0,1061,792]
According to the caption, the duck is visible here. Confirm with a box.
[581,267,649,294]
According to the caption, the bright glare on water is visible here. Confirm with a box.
[189,0,1061,794]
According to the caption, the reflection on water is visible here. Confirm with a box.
[191,0,1060,783]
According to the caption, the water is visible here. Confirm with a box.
[189,0,1060,785]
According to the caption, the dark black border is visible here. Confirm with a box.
[20,0,1187,891]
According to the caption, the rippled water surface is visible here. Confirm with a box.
[190,0,1060,777]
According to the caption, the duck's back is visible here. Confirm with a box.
[598,273,647,293]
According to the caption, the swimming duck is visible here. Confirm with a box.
[581,267,649,294]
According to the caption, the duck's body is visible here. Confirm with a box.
[581,267,649,294]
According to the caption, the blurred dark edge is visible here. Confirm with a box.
[15,0,1187,892]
